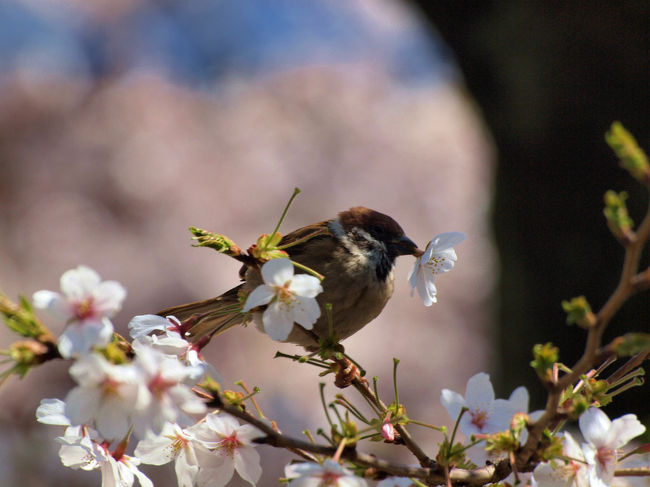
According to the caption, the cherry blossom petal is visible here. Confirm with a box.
[60,266,101,300]
[431,232,466,250]
[290,274,323,297]
[464,373,495,408]
[196,452,235,487]
[533,461,578,487]
[128,315,170,339]
[407,261,420,291]
[579,407,611,446]
[234,447,262,485]
[440,389,465,420]
[99,458,123,487]
[175,459,199,487]
[144,334,190,356]
[563,432,584,460]
[94,281,126,314]
[69,354,107,384]
[204,411,239,436]
[263,303,295,341]
[131,464,154,487]
[507,386,529,412]
[58,318,114,358]
[32,290,70,319]
[242,285,275,311]
[172,386,207,416]
[415,271,437,306]
[96,399,131,440]
[134,434,176,465]
[36,398,71,426]
[261,257,294,285]
[292,296,321,329]
[232,423,263,444]
[65,387,102,426]
[606,414,646,449]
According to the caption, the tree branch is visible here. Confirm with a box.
[518,197,650,468]
[615,467,650,477]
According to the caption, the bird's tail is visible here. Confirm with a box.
[157,285,247,342]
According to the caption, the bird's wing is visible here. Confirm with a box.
[157,284,245,341]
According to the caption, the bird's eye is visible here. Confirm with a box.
[370,225,385,235]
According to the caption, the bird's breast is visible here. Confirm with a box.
[306,243,395,343]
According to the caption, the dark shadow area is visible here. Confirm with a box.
[412,1,649,422]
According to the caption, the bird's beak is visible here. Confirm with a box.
[391,235,420,256]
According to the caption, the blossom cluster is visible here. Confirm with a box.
[32,266,262,487]
[533,407,646,487]
[441,374,647,487]
[441,372,542,466]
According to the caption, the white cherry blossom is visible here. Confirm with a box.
[36,398,101,469]
[57,429,153,487]
[533,408,646,487]
[36,395,151,486]
[441,372,525,438]
[131,341,207,436]
[285,459,367,487]
[243,258,323,341]
[441,372,533,465]
[33,265,126,357]
[190,412,262,487]
[64,353,141,440]
[135,422,202,487]
[56,425,102,471]
[129,314,219,384]
[408,232,465,306]
[579,407,645,487]
[533,432,588,487]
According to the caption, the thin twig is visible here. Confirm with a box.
[333,357,436,468]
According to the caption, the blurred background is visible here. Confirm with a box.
[0,1,647,486]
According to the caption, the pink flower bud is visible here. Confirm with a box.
[381,419,395,442]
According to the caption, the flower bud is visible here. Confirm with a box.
[190,227,242,256]
[606,122,650,185]
[561,296,596,328]
[381,419,395,442]
[530,342,559,382]
[603,190,634,242]
[510,412,529,433]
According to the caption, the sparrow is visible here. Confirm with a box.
[158,207,420,349]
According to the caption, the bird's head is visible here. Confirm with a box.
[330,207,419,279]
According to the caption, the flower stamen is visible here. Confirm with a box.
[470,408,488,430]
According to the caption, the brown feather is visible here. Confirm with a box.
[157,285,246,340]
